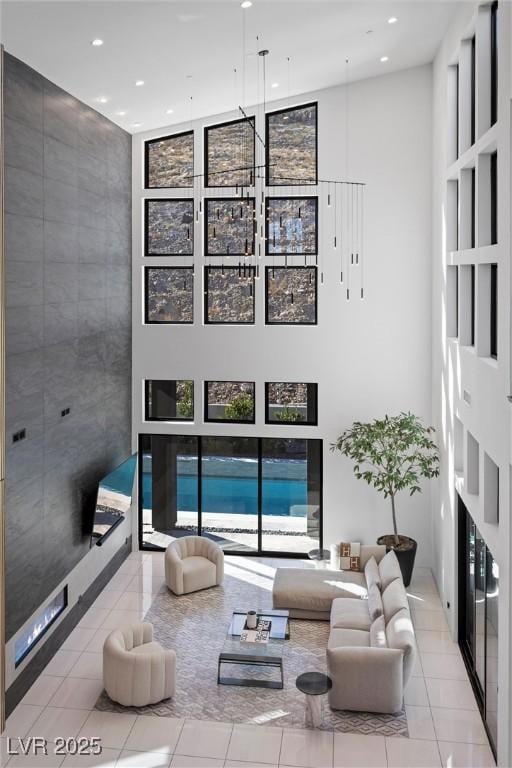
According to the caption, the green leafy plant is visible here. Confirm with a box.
[225,393,254,421]
[275,405,302,422]
[176,381,194,418]
[331,413,439,546]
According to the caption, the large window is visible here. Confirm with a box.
[139,434,322,555]
[490,263,497,358]
[205,198,255,256]
[490,2,498,126]
[145,267,194,324]
[204,381,255,424]
[204,266,255,324]
[266,102,317,186]
[145,131,194,189]
[266,197,318,255]
[205,117,255,188]
[265,266,317,325]
[458,498,499,758]
[144,199,194,256]
[265,383,317,425]
[145,380,194,421]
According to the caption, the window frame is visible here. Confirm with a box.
[144,198,194,257]
[264,382,318,426]
[265,101,318,187]
[144,129,194,189]
[204,380,256,425]
[204,115,256,189]
[145,379,195,422]
[144,265,194,325]
[265,196,318,256]
[204,197,256,257]
[265,265,318,326]
[204,265,256,326]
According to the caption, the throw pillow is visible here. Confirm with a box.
[378,549,402,590]
[382,578,409,622]
[364,555,382,590]
[367,582,384,621]
[339,541,361,571]
[370,615,387,648]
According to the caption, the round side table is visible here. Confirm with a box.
[295,672,332,728]
[308,548,330,570]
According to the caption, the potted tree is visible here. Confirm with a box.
[331,412,439,586]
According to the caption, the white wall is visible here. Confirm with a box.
[431,3,511,764]
[131,65,434,565]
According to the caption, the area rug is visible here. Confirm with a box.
[95,560,408,737]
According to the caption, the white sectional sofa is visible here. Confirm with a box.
[272,546,416,714]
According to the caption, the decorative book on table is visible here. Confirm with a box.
[240,619,272,644]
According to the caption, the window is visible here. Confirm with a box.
[144,199,194,256]
[205,198,255,256]
[204,381,255,424]
[490,151,497,245]
[145,380,194,421]
[139,434,322,555]
[490,2,498,126]
[265,383,318,425]
[470,36,476,146]
[266,197,318,255]
[15,587,68,667]
[471,168,476,249]
[205,117,255,188]
[470,264,475,345]
[204,266,255,324]
[490,263,497,358]
[145,267,194,324]
[266,267,317,325]
[266,102,317,186]
[145,131,194,188]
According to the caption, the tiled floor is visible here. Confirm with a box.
[1,554,495,768]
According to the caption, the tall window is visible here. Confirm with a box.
[266,197,318,255]
[144,199,194,256]
[490,263,497,359]
[266,267,317,325]
[266,103,317,186]
[145,267,194,324]
[205,117,255,187]
[204,381,255,424]
[265,383,318,425]
[470,36,476,146]
[145,131,194,188]
[490,151,497,245]
[204,266,255,324]
[145,380,194,421]
[490,2,498,126]
[205,198,255,256]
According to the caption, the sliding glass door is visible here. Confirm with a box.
[139,434,322,556]
[458,495,499,757]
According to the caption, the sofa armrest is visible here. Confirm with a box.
[327,646,403,714]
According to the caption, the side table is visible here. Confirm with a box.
[295,671,332,728]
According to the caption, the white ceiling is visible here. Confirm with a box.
[2,0,460,134]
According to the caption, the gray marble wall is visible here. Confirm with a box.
[3,53,132,640]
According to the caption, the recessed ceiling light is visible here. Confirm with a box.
[116,111,127,116]
[135,80,145,86]
[271,82,279,88]
[380,56,389,63]
[241,1,252,8]
[133,122,142,128]
[166,108,174,114]
[388,16,398,24]
[91,38,104,46]
[97,96,108,104]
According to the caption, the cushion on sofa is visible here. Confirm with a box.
[382,578,409,622]
[386,607,416,684]
[328,627,370,649]
[370,615,387,648]
[330,598,372,631]
[272,568,367,616]
[367,582,383,621]
[364,555,381,590]
[378,550,402,590]
[360,544,387,570]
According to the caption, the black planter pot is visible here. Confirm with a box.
[376,535,417,587]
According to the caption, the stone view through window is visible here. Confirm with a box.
[145,267,194,324]
[145,380,194,421]
[266,267,317,324]
[205,117,255,187]
[266,103,317,186]
[145,131,194,188]
[266,197,317,255]
[205,381,255,423]
[265,383,318,425]
[206,198,255,256]
[205,266,255,324]
[145,199,194,255]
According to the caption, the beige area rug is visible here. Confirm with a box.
[95,560,408,737]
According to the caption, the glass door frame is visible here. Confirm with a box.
[138,433,323,559]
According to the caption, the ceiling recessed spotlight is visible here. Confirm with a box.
[271,82,279,88]
[91,38,103,46]
[135,80,145,86]
[116,111,127,116]
[380,56,389,62]
[166,108,174,114]
[97,96,108,104]
[241,1,252,8]
[133,122,142,128]
[388,16,398,24]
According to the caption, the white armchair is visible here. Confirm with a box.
[165,535,224,595]
[103,622,176,706]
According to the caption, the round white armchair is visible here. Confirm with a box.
[103,622,176,706]
[165,535,224,596]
